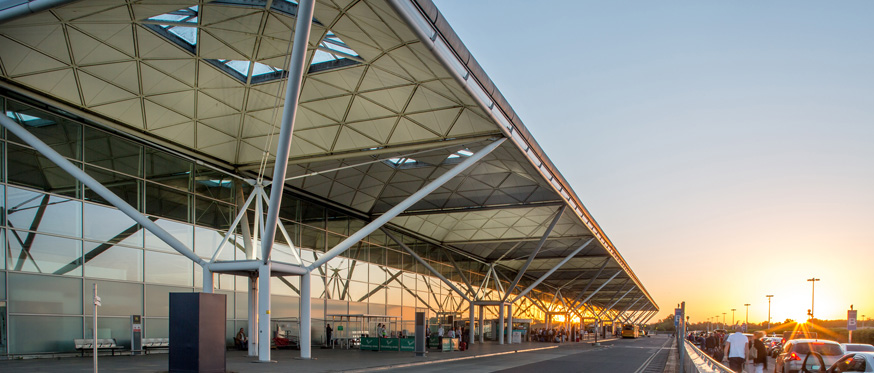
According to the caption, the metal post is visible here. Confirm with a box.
[203,267,214,293]
[0,114,205,267]
[248,275,258,356]
[807,278,820,319]
[766,295,773,330]
[478,305,484,343]
[498,303,504,345]
[679,301,686,373]
[0,0,78,25]
[469,302,475,345]
[300,272,312,359]
[507,304,513,344]
[503,207,564,302]
[257,261,272,362]
[511,238,594,303]
[93,283,98,373]
[308,138,506,272]
[260,0,316,263]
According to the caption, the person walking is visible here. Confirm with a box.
[749,331,768,373]
[723,326,748,373]
[326,324,333,347]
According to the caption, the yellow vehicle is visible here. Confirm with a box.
[621,324,639,338]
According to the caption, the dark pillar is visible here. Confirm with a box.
[169,293,227,373]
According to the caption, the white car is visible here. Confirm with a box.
[800,351,874,372]
[843,344,874,354]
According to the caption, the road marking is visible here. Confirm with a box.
[340,345,560,372]
[633,337,672,373]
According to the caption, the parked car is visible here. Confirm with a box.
[799,351,874,372]
[776,339,844,373]
[765,337,784,357]
[842,344,874,354]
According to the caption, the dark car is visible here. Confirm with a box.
[776,339,844,373]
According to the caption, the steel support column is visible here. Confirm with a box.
[511,238,594,303]
[503,206,565,302]
[203,267,214,293]
[498,303,504,345]
[248,275,258,356]
[257,261,272,361]
[469,302,475,344]
[307,138,506,272]
[478,305,484,343]
[260,0,315,263]
[300,272,312,359]
[507,304,513,344]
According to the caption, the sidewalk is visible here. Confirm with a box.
[0,338,619,372]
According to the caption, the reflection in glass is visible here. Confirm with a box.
[299,225,325,252]
[145,182,190,222]
[84,165,140,208]
[6,187,81,238]
[7,230,82,276]
[85,316,132,348]
[145,148,191,190]
[144,218,193,253]
[8,273,82,314]
[83,242,143,282]
[144,317,169,338]
[83,280,143,316]
[8,315,82,354]
[145,251,192,286]
[83,202,143,246]
[194,167,234,202]
[145,285,191,317]
[194,196,233,230]
[193,226,233,260]
[6,100,81,160]
[299,200,325,228]
[6,144,79,197]
[84,126,141,176]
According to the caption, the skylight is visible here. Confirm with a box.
[6,111,54,127]
[383,157,429,169]
[446,149,474,159]
[144,4,362,82]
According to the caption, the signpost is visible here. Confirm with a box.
[848,309,858,343]
[93,283,101,373]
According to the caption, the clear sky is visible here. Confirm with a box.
[433,0,874,325]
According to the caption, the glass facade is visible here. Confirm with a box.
[0,94,547,356]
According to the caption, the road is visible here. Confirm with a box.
[389,335,673,373]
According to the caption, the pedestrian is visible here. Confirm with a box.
[326,324,333,347]
[723,326,748,373]
[749,331,768,373]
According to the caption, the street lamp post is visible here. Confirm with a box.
[722,313,726,328]
[807,278,820,319]
[744,304,750,330]
[731,309,736,326]
[766,295,774,330]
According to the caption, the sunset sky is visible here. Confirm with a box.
[434,0,874,324]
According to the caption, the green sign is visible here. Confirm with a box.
[360,337,379,351]
[428,336,440,348]
[380,337,400,351]
[337,326,343,331]
[400,338,415,352]
[441,338,451,352]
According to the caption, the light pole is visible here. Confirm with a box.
[722,313,726,328]
[807,278,820,319]
[744,304,750,330]
[766,295,774,329]
[731,308,736,326]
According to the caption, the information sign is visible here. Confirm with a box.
[848,310,858,331]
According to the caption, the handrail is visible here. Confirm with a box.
[683,340,734,373]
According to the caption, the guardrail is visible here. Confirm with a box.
[682,340,734,373]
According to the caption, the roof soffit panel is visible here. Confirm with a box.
[198,61,242,89]
[405,108,460,137]
[387,45,438,82]
[366,0,419,43]
[346,96,395,121]
[359,65,414,90]
[407,42,452,80]
[196,91,239,118]
[198,30,248,60]
[140,64,192,95]
[241,113,278,137]
[196,122,236,148]
[448,108,500,137]
[78,71,137,107]
[201,87,246,110]
[369,54,415,82]
[130,2,198,21]
[302,78,354,101]
[358,84,415,112]
[345,117,397,144]
[144,100,190,130]
[68,23,135,57]
[309,66,366,92]
[15,68,81,105]
[294,125,341,150]
[419,80,473,106]
[201,6,262,33]
[0,37,68,76]
[61,2,130,23]
[334,125,381,151]
[1,10,57,27]
[136,26,193,59]
[246,88,284,112]
[67,28,131,65]
[345,1,403,50]
[143,59,196,86]
[151,121,195,148]
[199,114,241,138]
[91,98,144,129]
[2,23,70,64]
[388,117,440,143]
[300,95,353,122]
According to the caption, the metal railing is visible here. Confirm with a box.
[682,340,734,373]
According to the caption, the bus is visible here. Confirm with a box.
[621,324,639,338]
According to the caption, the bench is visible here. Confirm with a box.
[74,338,120,357]
[142,338,170,354]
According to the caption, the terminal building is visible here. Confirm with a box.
[0,0,658,359]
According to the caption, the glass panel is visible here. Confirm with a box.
[144,317,169,338]
[84,165,140,208]
[7,186,81,237]
[7,230,82,276]
[144,218,193,253]
[83,126,141,176]
[193,226,233,260]
[299,225,325,252]
[145,251,192,286]
[8,273,82,314]
[6,144,79,197]
[83,202,143,247]
[84,316,131,348]
[145,148,191,191]
[145,285,191,317]
[194,196,233,230]
[326,299,348,318]
[216,290,233,319]
[83,242,143,281]
[0,301,5,354]
[347,281,368,302]
[326,210,348,235]
[83,281,141,318]
[299,200,324,228]
[193,167,233,203]
[386,286,402,305]
[386,248,402,270]
[6,100,81,160]
[145,182,191,222]
[270,295,298,318]
[8,315,82,354]
[0,272,5,299]
[272,276,299,297]
[234,291,247,319]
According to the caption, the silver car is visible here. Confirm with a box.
[776,339,844,373]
